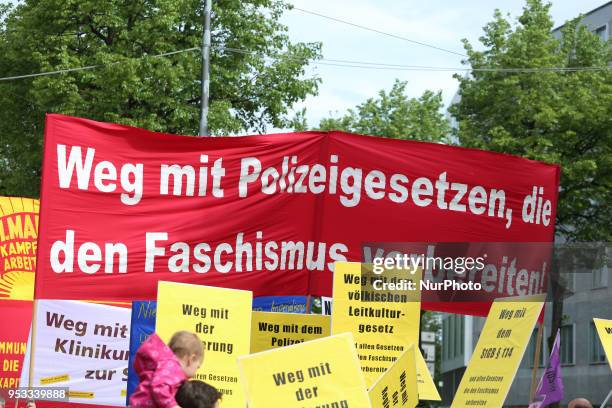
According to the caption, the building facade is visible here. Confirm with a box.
[441,2,612,402]
[552,1,612,44]
[440,254,611,407]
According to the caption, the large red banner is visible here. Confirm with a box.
[36,114,559,315]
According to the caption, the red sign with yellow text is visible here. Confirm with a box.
[0,197,38,402]
[0,300,31,401]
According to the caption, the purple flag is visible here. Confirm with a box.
[532,329,564,407]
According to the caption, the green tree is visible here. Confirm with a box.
[315,79,451,143]
[450,0,611,242]
[0,0,321,197]
[449,0,611,376]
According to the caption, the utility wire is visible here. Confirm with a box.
[0,47,199,82]
[3,7,468,60]
[0,45,610,83]
[291,6,468,58]
[313,61,612,72]
[217,45,611,73]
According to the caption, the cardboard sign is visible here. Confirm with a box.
[22,300,130,406]
[0,196,38,301]
[238,333,371,408]
[451,295,545,407]
[415,347,441,401]
[331,262,421,387]
[250,312,330,353]
[368,345,418,408]
[593,318,612,370]
[155,281,252,408]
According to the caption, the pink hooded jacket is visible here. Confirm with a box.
[129,333,186,408]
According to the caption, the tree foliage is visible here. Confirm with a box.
[451,0,611,370]
[0,0,321,197]
[450,0,612,242]
[316,80,451,143]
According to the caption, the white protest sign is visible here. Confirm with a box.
[21,300,130,406]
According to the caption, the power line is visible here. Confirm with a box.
[0,45,609,83]
[217,45,611,73]
[313,61,612,72]
[291,6,468,58]
[0,64,101,82]
[3,7,468,60]
[0,48,199,82]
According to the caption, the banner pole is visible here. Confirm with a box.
[529,322,544,402]
[28,299,38,389]
[198,0,212,136]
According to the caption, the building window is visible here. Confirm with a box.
[592,260,608,289]
[526,329,545,368]
[449,315,455,359]
[443,318,449,360]
[442,315,465,361]
[564,273,575,293]
[590,323,607,364]
[594,25,608,41]
[460,315,464,354]
[454,315,463,358]
[560,325,574,365]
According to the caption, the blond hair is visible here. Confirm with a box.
[168,331,204,359]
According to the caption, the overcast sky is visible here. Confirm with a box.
[279,0,606,128]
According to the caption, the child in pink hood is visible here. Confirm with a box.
[130,331,204,408]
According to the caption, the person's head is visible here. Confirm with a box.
[568,398,593,408]
[168,331,204,378]
[175,380,222,408]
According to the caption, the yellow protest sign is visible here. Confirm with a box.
[451,295,545,408]
[0,196,39,300]
[593,318,612,370]
[238,333,371,408]
[251,311,331,353]
[331,262,421,387]
[156,281,252,408]
[368,345,418,408]
[415,347,441,401]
